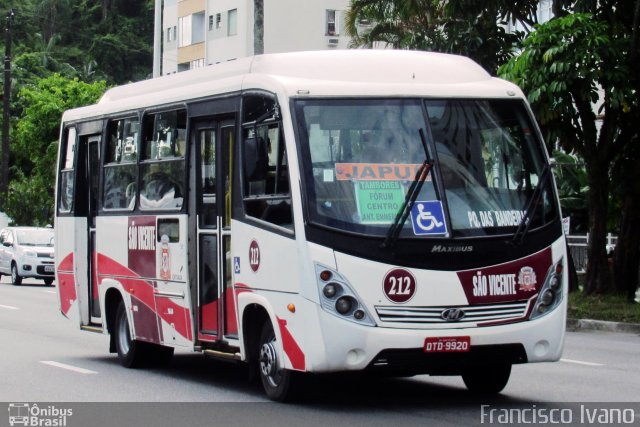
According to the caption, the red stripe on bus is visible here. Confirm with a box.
[276,317,306,371]
[97,253,193,343]
[57,253,76,317]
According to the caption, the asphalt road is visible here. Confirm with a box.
[1,276,639,427]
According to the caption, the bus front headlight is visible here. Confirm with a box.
[530,260,564,320]
[315,263,376,326]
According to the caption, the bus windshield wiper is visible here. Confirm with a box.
[381,129,433,250]
[511,163,551,246]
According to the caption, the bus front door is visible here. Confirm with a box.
[192,118,237,342]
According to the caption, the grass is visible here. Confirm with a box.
[568,290,640,324]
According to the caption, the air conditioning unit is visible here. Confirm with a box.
[327,38,339,46]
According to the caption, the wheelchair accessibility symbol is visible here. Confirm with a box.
[410,201,447,235]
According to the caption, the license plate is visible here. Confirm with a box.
[424,336,471,353]
[44,265,55,273]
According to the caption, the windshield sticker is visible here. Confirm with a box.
[323,169,334,182]
[355,181,405,224]
[410,201,447,235]
[467,210,526,228]
[335,163,429,181]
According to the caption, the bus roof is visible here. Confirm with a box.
[62,50,523,123]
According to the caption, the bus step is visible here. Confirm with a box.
[80,325,104,334]
[203,349,241,361]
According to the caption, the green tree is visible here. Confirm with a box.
[5,74,107,225]
[345,0,540,73]
[499,13,631,295]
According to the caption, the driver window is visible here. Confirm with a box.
[241,94,293,229]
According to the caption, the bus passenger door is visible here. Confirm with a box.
[192,118,236,342]
[75,134,101,325]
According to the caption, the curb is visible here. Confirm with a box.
[567,318,640,334]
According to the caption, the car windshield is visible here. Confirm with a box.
[294,98,556,238]
[16,229,55,246]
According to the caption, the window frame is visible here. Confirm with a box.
[138,108,188,213]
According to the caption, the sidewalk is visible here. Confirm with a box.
[567,318,640,334]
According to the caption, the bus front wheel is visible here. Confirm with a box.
[462,364,511,394]
[258,321,300,402]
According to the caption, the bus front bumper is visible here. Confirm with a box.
[307,299,566,374]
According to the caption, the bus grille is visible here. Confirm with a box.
[375,301,530,325]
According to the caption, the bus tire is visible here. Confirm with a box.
[44,278,54,286]
[11,263,22,286]
[258,321,299,402]
[462,364,511,394]
[114,301,147,368]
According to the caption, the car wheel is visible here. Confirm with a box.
[462,364,511,394]
[114,301,148,368]
[44,278,54,286]
[258,321,300,402]
[11,263,22,286]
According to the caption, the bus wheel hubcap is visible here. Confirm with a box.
[259,341,277,380]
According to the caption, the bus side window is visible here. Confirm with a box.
[140,110,186,211]
[58,127,76,213]
[103,118,139,210]
[241,95,293,229]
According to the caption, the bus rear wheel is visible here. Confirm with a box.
[258,321,300,402]
[462,364,511,394]
[114,301,147,368]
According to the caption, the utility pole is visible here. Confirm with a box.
[1,9,15,211]
[153,0,162,78]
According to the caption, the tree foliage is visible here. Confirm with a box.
[499,8,639,296]
[6,75,106,225]
[0,0,151,224]
[345,0,541,73]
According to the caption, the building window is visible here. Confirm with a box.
[208,14,214,31]
[178,15,192,47]
[326,10,339,36]
[191,58,205,69]
[216,13,221,29]
[166,27,171,42]
[228,9,237,36]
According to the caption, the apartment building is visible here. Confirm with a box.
[162,0,352,75]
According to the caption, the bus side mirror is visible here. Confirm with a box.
[244,137,268,181]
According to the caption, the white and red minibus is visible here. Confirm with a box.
[55,50,567,401]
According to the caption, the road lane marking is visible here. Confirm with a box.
[0,304,19,310]
[40,361,98,374]
[42,290,57,294]
[560,358,604,367]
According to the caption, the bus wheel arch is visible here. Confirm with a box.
[242,303,301,401]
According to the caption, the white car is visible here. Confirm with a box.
[0,227,55,286]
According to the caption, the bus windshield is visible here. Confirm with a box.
[294,98,556,238]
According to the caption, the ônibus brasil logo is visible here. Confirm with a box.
[7,403,73,427]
